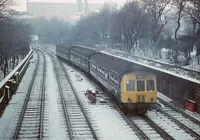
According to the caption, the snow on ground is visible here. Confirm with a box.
[106,47,200,71]
[43,55,68,140]
[184,110,200,122]
[0,52,37,140]
[63,64,139,140]
[157,92,172,103]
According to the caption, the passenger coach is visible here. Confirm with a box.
[70,45,96,73]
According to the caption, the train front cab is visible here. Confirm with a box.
[120,72,157,112]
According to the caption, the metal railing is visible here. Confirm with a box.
[0,48,33,114]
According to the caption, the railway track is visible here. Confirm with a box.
[96,89,173,140]
[158,97,200,127]
[13,51,46,139]
[127,115,175,140]
[156,105,200,140]
[52,56,98,140]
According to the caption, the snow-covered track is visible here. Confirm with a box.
[99,92,174,140]
[13,50,46,140]
[143,116,174,140]
[126,116,150,140]
[101,95,153,140]
[130,116,163,140]
[157,98,200,126]
[157,107,200,139]
[96,88,173,140]
[52,56,98,140]
[158,98,200,126]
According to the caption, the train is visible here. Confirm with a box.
[56,44,157,114]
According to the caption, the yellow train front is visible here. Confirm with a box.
[121,72,157,113]
[90,52,157,114]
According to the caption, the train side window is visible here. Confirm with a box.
[147,80,155,91]
[126,80,135,91]
[137,80,145,91]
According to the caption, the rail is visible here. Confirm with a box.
[158,97,200,126]
[144,116,174,140]
[158,107,200,140]
[13,50,46,139]
[41,46,98,140]
[53,58,73,140]
[61,61,98,140]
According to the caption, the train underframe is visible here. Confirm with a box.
[122,103,155,115]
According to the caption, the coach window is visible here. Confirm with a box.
[126,80,135,91]
[137,80,145,91]
[115,76,118,83]
[147,80,154,91]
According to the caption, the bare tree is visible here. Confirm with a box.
[0,0,12,11]
[183,0,200,63]
[110,11,124,49]
[184,0,200,24]
[0,15,32,78]
[143,0,171,41]
[173,0,186,40]
[97,4,115,45]
[113,1,149,53]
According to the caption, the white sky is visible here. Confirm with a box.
[12,0,127,11]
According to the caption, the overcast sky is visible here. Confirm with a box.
[12,0,127,11]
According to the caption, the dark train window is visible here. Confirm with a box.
[137,80,145,91]
[147,80,154,91]
[126,80,135,91]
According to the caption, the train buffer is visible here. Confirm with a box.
[85,88,96,104]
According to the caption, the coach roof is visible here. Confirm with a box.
[56,44,72,50]
[90,52,145,76]
[70,45,96,57]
